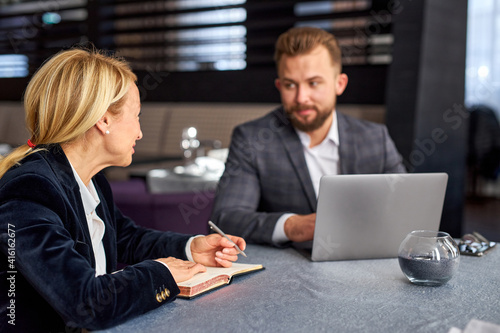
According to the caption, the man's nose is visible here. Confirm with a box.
[295,85,310,104]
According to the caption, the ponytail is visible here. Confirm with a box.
[0,145,42,178]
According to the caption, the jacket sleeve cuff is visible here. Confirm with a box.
[185,235,204,262]
[272,213,295,244]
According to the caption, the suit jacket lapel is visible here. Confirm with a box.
[337,112,355,174]
[44,144,96,266]
[274,108,317,211]
[41,145,117,272]
[94,183,117,272]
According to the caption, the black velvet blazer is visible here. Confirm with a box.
[0,144,191,332]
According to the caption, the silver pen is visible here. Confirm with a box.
[208,221,247,257]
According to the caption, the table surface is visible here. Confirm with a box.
[95,244,500,333]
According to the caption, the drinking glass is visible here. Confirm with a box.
[398,230,460,286]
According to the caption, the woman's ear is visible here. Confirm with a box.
[95,113,110,135]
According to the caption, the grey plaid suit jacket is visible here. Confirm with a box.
[211,107,406,245]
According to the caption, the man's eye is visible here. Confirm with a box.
[310,81,319,87]
[285,83,296,89]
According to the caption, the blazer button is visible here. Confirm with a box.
[161,290,167,300]
[156,293,162,303]
[164,288,170,298]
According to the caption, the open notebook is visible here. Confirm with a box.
[177,263,264,298]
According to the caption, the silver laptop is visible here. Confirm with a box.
[309,173,448,261]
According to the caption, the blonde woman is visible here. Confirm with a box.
[0,48,245,332]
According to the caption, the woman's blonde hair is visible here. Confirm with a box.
[0,47,137,178]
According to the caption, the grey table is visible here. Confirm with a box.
[95,244,500,333]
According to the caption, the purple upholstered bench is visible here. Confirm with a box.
[109,179,212,235]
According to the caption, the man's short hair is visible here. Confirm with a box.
[274,26,343,73]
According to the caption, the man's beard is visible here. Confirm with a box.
[285,104,333,132]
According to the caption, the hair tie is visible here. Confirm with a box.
[27,139,36,148]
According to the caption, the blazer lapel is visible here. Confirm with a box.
[94,184,117,272]
[274,108,317,211]
[44,144,96,266]
[337,112,356,174]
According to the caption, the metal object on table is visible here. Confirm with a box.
[147,157,225,194]
[458,231,497,256]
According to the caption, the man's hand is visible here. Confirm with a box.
[284,213,316,242]
[190,234,246,268]
[155,257,207,283]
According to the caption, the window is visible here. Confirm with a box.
[465,0,500,119]
[0,54,28,78]
[0,0,88,77]
[0,0,394,103]
[99,0,247,72]
[294,0,393,65]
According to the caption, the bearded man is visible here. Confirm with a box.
[211,27,406,246]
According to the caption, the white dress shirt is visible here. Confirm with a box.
[272,111,340,244]
[70,164,107,276]
[70,163,199,277]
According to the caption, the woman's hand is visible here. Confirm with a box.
[155,257,206,283]
[191,234,246,267]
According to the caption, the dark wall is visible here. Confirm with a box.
[0,1,390,104]
[386,0,468,237]
[0,64,388,104]
[133,65,388,104]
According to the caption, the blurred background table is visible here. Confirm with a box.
[110,178,213,235]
